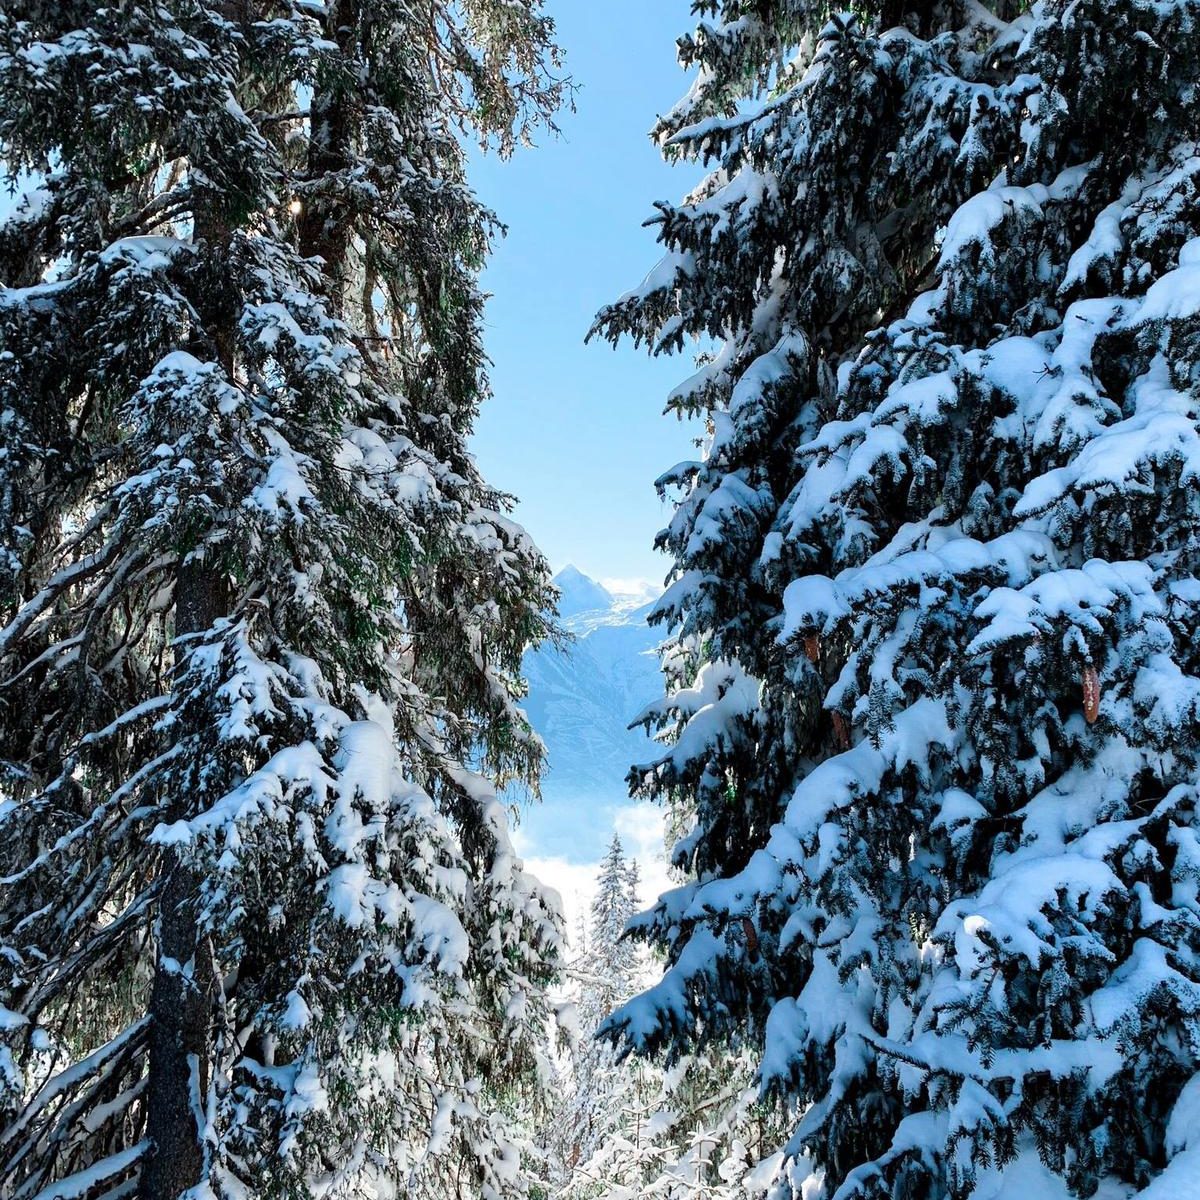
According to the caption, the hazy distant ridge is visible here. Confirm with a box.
[522,567,663,801]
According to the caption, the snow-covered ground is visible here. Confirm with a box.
[511,567,673,931]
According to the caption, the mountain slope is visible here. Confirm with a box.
[521,568,663,806]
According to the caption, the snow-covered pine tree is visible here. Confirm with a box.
[594,2,1200,1198]
[0,3,567,1198]
[555,834,647,1190]
[582,838,644,1032]
[556,838,790,1200]
[563,1042,789,1200]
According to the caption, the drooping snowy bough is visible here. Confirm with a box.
[0,3,567,1198]
[594,2,1200,1197]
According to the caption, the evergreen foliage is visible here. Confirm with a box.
[594,1,1200,1197]
[555,837,789,1200]
[548,834,647,1192]
[0,3,567,1198]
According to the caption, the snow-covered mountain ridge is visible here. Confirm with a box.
[521,567,663,807]
[516,566,667,859]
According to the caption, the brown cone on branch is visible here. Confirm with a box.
[831,711,851,750]
[741,917,760,963]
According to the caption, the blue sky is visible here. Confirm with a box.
[469,0,701,590]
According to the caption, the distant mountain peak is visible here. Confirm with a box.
[553,565,614,617]
[520,570,665,821]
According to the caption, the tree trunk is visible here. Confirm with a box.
[298,0,359,314]
[141,186,233,1197]
[141,561,227,1200]
[140,864,210,1198]
[141,564,225,1200]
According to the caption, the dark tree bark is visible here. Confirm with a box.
[140,862,211,1198]
[141,187,232,1195]
[141,561,227,1200]
[298,0,359,313]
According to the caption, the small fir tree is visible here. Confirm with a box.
[557,835,649,1186]
[557,837,789,1200]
